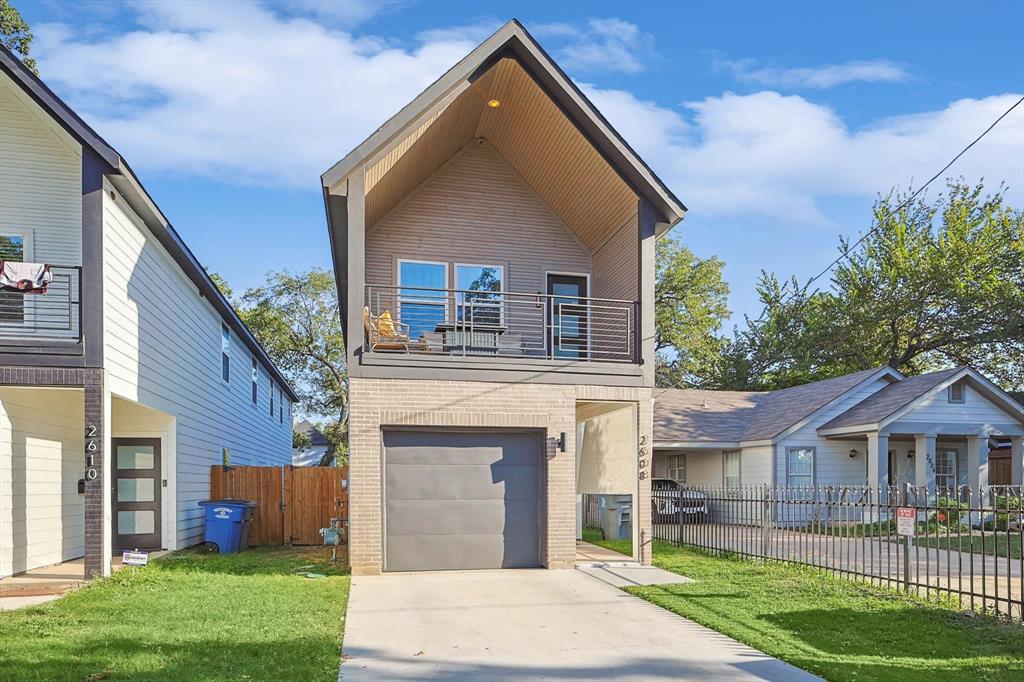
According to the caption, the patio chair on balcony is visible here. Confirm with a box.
[364,306,416,352]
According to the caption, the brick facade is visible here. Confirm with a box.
[348,377,652,575]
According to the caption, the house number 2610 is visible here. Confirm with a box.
[638,435,649,481]
[84,425,99,482]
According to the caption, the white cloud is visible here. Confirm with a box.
[29,1,1023,224]
[585,87,1024,222]
[719,57,910,89]
[32,1,482,186]
[415,19,503,45]
[539,17,654,75]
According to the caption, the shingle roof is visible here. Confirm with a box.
[294,420,329,447]
[654,366,889,443]
[820,367,965,430]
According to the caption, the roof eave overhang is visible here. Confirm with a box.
[320,20,686,226]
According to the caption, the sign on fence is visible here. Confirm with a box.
[896,507,916,536]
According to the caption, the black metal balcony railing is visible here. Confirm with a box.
[365,284,637,363]
[0,265,82,342]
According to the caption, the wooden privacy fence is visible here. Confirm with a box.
[210,465,348,545]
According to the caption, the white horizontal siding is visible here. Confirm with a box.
[0,73,81,266]
[101,183,292,549]
[739,445,772,487]
[0,387,85,577]
[895,384,1018,426]
[776,376,893,487]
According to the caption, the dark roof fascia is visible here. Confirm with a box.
[0,45,299,402]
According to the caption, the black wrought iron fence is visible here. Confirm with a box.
[651,484,1024,620]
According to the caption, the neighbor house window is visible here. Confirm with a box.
[935,448,958,491]
[251,357,258,405]
[948,382,965,404]
[724,451,741,488]
[787,447,814,488]
[278,387,284,423]
[270,381,275,417]
[220,323,231,382]
[455,263,503,326]
[667,454,686,482]
[398,259,448,340]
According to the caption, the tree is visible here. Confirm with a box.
[719,179,1024,390]
[223,268,349,460]
[1,0,37,75]
[654,237,730,388]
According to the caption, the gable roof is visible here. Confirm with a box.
[321,19,686,231]
[294,420,329,447]
[819,367,964,430]
[0,45,299,402]
[654,366,893,444]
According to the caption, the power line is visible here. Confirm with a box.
[779,94,1024,305]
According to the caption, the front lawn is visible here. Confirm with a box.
[590,538,1024,681]
[0,546,350,681]
[914,533,1022,560]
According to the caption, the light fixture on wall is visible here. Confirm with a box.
[558,432,567,452]
[907,449,915,459]
[487,98,501,108]
[849,448,858,459]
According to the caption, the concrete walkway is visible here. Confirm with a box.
[340,569,819,681]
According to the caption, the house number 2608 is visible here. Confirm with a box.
[638,435,649,481]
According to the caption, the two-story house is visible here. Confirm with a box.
[322,21,686,574]
[0,46,297,580]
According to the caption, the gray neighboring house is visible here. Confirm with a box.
[653,366,1024,493]
[293,419,331,466]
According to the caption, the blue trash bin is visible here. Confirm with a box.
[198,499,258,554]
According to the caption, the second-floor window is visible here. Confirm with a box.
[0,233,27,324]
[251,357,258,405]
[220,323,230,382]
[455,263,503,326]
[270,381,275,417]
[278,387,284,423]
[398,259,448,339]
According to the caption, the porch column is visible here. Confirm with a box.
[83,370,111,578]
[1011,436,1023,487]
[914,434,937,497]
[967,435,990,507]
[866,432,889,491]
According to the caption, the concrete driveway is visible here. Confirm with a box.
[340,569,819,681]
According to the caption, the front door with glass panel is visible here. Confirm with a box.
[112,438,162,550]
[547,274,588,358]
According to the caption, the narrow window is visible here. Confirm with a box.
[787,447,814,488]
[220,323,230,382]
[270,381,275,417]
[278,387,284,423]
[948,382,965,403]
[667,454,686,482]
[935,449,958,490]
[724,451,741,488]
[251,357,258,405]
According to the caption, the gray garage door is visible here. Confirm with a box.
[384,429,541,572]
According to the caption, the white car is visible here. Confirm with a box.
[651,478,708,523]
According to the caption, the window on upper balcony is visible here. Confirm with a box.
[455,263,503,326]
[398,259,448,339]
[0,233,27,324]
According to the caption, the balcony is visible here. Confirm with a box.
[364,284,637,364]
[0,265,82,353]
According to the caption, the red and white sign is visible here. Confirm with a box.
[896,507,916,537]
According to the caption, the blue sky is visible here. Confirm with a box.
[16,0,1024,329]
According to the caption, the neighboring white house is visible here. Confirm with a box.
[293,419,331,466]
[0,46,297,579]
[653,366,1024,495]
